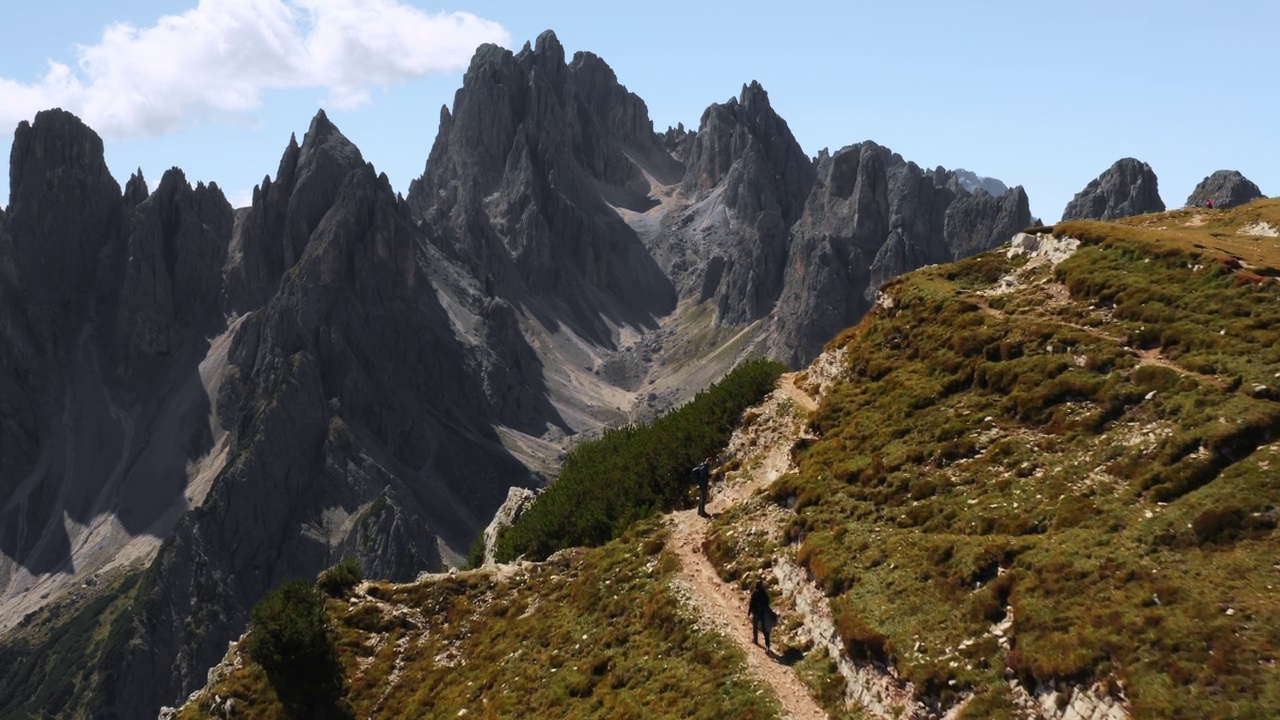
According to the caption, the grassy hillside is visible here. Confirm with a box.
[0,571,144,720]
[734,202,1280,716]
[177,519,779,719]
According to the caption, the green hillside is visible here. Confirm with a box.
[177,520,778,719]
[179,201,1280,719]
[720,201,1280,716]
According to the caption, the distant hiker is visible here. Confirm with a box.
[1207,198,1214,209]
[748,580,777,651]
[692,457,713,517]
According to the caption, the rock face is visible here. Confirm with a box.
[116,167,233,377]
[1,109,128,578]
[104,113,538,716]
[407,31,676,342]
[673,81,817,325]
[1185,170,1264,209]
[481,486,539,565]
[762,143,1030,366]
[1061,158,1165,221]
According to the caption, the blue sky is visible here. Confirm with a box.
[2,0,1276,221]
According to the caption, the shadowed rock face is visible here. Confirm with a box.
[1,109,539,718]
[1186,170,1264,209]
[4,109,123,307]
[0,109,129,576]
[104,115,539,716]
[116,168,233,379]
[1061,158,1165,221]
[763,143,1031,367]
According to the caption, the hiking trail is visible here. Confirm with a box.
[667,370,829,720]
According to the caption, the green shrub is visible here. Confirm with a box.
[318,559,363,597]
[466,534,487,570]
[248,579,344,714]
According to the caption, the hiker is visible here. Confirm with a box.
[692,457,713,517]
[748,579,777,651]
[1207,198,1214,209]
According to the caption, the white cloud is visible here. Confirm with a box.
[0,0,508,137]
[228,188,256,209]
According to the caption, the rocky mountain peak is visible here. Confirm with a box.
[1185,169,1263,209]
[225,110,368,311]
[5,108,122,304]
[739,79,771,115]
[124,168,149,209]
[532,29,566,73]
[1061,157,1165,221]
[406,32,675,336]
[681,80,813,224]
[115,166,232,374]
[952,168,1009,197]
[664,80,818,326]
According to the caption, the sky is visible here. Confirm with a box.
[1,0,1276,221]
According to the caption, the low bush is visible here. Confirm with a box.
[248,579,344,714]
[318,559,363,597]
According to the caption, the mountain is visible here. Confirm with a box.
[176,200,1280,719]
[1185,169,1265,209]
[953,168,1010,196]
[1061,157,1165,221]
[762,143,1030,366]
[1,31,1038,718]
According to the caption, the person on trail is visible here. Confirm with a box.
[748,579,777,651]
[1207,198,1214,209]
[693,457,713,517]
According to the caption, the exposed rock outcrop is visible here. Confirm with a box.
[671,81,816,325]
[4,109,123,306]
[224,111,361,312]
[1061,158,1165,221]
[0,109,126,576]
[481,486,539,566]
[1185,170,1264,209]
[763,143,1030,366]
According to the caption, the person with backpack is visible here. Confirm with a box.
[748,579,777,652]
[692,456,713,517]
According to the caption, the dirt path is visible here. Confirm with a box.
[667,377,829,720]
